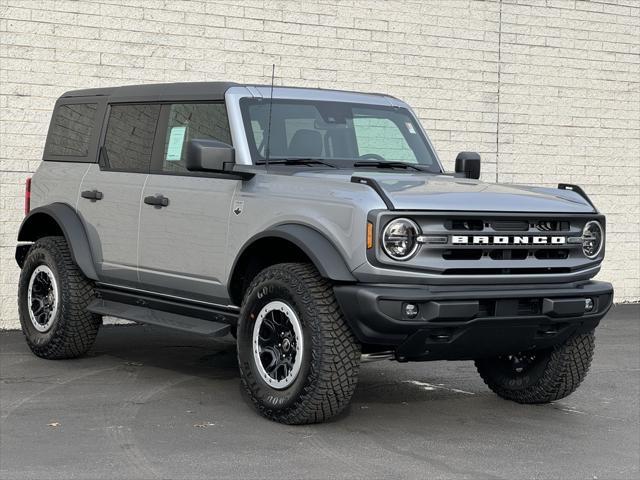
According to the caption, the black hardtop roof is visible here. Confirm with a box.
[61,82,238,102]
[60,82,392,103]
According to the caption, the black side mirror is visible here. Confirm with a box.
[186,139,235,172]
[455,152,481,179]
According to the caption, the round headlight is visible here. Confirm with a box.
[582,220,604,259]
[382,218,420,260]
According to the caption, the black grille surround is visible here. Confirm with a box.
[369,211,605,278]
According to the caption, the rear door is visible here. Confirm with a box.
[137,102,239,304]
[77,103,160,286]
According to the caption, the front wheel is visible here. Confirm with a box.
[237,263,361,424]
[475,331,595,404]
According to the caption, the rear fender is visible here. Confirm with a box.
[16,203,98,280]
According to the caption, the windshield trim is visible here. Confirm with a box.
[239,97,444,174]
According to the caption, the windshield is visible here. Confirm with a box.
[240,98,441,172]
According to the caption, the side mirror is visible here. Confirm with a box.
[186,139,235,172]
[455,152,481,179]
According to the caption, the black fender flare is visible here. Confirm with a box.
[16,203,98,280]
[230,223,356,284]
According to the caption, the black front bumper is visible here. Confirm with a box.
[334,280,613,361]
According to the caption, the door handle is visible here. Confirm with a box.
[144,195,169,208]
[81,189,103,201]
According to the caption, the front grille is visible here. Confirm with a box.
[375,212,599,277]
[420,215,587,275]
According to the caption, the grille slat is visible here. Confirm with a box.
[491,220,529,231]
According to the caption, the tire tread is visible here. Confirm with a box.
[19,236,100,359]
[238,263,360,424]
[475,331,595,404]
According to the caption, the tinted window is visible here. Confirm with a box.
[47,103,97,157]
[103,104,160,172]
[161,103,231,173]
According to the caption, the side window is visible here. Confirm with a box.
[47,103,98,157]
[162,103,231,173]
[102,104,160,172]
[353,117,417,163]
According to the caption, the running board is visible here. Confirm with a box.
[87,286,237,337]
[88,299,231,336]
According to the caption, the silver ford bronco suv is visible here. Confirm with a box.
[16,82,613,424]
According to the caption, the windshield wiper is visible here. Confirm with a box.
[353,160,425,172]
[257,158,337,168]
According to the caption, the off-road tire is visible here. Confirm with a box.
[237,263,361,424]
[475,331,595,404]
[18,236,101,359]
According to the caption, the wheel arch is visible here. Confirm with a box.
[228,224,356,305]
[16,203,98,281]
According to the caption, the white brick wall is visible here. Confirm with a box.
[1,0,638,329]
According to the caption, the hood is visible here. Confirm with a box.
[294,171,596,213]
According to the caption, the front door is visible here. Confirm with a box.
[137,102,239,304]
[77,103,160,286]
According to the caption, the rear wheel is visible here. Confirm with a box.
[18,236,101,359]
[475,331,595,404]
[237,263,360,424]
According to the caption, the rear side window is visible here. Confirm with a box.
[47,103,98,157]
[161,103,231,173]
[102,104,160,172]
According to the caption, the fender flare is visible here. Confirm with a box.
[16,203,99,280]
[230,224,356,284]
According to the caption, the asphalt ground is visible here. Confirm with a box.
[1,304,638,480]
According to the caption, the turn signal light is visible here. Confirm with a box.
[367,222,374,249]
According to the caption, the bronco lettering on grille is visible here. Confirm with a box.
[451,236,567,245]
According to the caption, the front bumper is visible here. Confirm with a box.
[334,280,613,361]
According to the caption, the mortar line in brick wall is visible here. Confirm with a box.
[496,0,503,184]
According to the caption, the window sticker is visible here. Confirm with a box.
[405,122,416,134]
[166,126,187,161]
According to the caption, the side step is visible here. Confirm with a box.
[87,286,238,337]
[88,299,231,337]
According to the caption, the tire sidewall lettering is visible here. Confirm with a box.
[238,277,314,413]
[19,246,64,345]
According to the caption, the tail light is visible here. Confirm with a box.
[25,177,31,215]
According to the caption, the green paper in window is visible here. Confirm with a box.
[166,126,187,161]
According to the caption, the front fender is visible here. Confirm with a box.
[16,203,98,280]
[232,223,356,283]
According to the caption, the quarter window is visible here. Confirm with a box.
[102,104,160,172]
[161,103,232,172]
[47,103,97,157]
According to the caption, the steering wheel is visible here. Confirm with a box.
[358,153,386,162]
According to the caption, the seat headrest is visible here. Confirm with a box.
[288,129,323,157]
